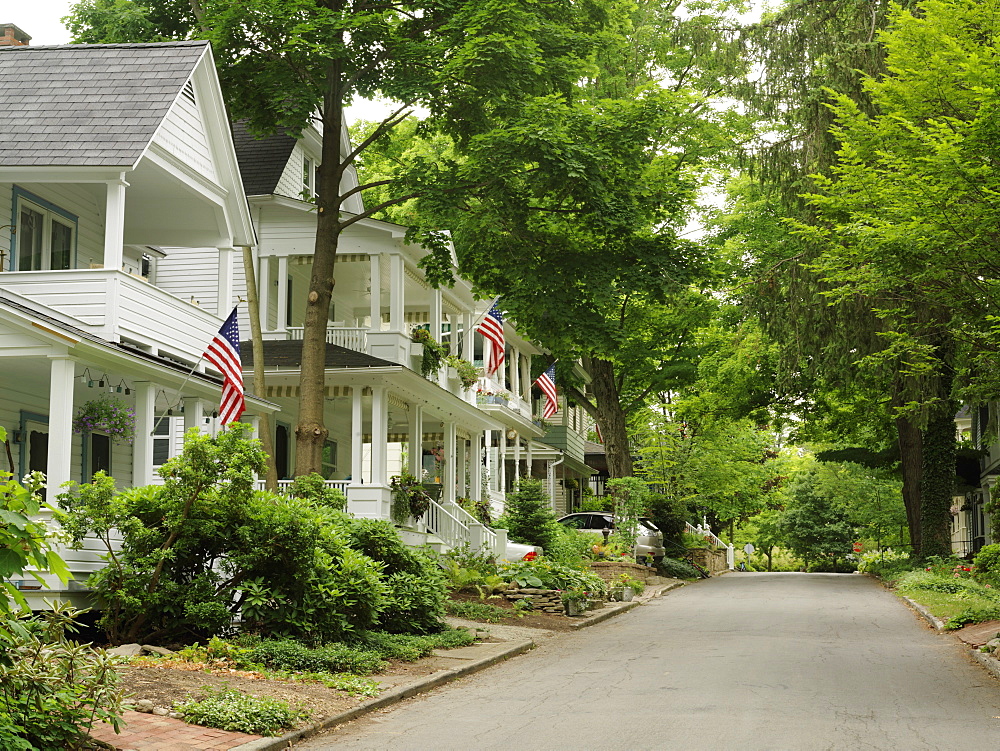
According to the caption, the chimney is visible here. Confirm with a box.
[0,23,31,47]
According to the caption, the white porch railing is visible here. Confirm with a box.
[686,522,735,569]
[423,498,499,556]
[255,479,351,496]
[286,326,369,354]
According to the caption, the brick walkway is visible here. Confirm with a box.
[89,710,263,750]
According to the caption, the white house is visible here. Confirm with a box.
[0,39,276,601]
[0,36,597,598]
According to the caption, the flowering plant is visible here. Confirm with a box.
[72,396,135,444]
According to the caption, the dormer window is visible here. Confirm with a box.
[302,156,320,199]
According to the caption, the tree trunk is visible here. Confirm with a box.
[588,357,633,477]
[241,245,278,489]
[920,336,957,558]
[895,413,922,556]
[295,60,344,476]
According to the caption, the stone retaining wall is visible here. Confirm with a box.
[689,548,728,575]
[590,561,658,584]
[504,588,567,614]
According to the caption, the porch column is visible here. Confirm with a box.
[430,289,443,346]
[443,421,457,504]
[499,429,508,493]
[511,349,520,403]
[217,248,234,315]
[457,437,467,498]
[245,414,260,439]
[389,253,404,332]
[103,175,127,270]
[351,387,364,484]
[484,429,494,494]
[258,256,271,332]
[513,435,521,483]
[132,381,155,486]
[371,386,388,485]
[470,433,483,502]
[276,256,289,331]
[46,357,75,495]
[407,404,423,477]
[462,311,473,360]
[183,397,205,435]
[369,254,382,330]
[526,440,533,480]
[521,353,531,401]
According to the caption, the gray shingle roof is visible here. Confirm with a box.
[242,340,398,370]
[231,119,296,196]
[0,41,208,167]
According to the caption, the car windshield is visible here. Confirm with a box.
[638,518,660,533]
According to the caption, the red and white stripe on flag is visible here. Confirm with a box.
[534,364,558,419]
[204,307,245,425]
[478,302,506,376]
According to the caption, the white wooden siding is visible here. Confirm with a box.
[154,91,218,182]
[156,247,221,313]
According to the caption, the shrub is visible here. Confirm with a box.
[379,561,449,634]
[606,477,647,553]
[498,558,608,598]
[289,472,346,511]
[442,543,498,576]
[175,689,307,736]
[945,605,1000,631]
[360,628,476,659]
[974,544,1000,583]
[646,494,690,547]
[504,479,561,551]
[445,600,507,623]
[0,604,125,750]
[243,639,386,675]
[657,557,703,579]
[857,548,914,582]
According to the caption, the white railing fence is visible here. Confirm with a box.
[423,498,500,557]
[686,521,735,570]
[286,326,369,354]
[254,479,351,496]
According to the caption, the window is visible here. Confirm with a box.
[90,433,111,479]
[14,189,77,271]
[321,440,337,479]
[152,416,173,466]
[302,156,321,199]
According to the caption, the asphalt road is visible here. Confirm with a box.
[298,573,1000,750]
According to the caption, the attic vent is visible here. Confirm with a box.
[181,81,196,104]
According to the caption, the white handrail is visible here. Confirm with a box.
[255,479,351,495]
[423,499,470,551]
[286,326,368,353]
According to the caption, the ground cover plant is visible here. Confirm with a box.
[174,688,308,736]
[893,557,1000,629]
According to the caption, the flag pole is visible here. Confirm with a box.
[459,294,502,361]
[149,353,208,435]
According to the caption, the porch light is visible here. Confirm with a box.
[98,373,109,388]
[80,368,94,387]
[11,430,24,444]
[116,379,131,395]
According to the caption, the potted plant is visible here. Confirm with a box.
[446,355,480,390]
[390,472,432,524]
[561,588,590,616]
[72,395,136,444]
[411,328,449,379]
[610,573,644,602]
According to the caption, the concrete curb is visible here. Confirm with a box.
[568,580,685,630]
[231,639,535,750]
[970,648,1000,681]
[902,596,947,631]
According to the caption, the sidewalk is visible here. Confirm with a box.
[89,581,683,751]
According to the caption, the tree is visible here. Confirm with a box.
[66,0,613,475]
[780,470,855,571]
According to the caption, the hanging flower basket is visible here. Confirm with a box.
[72,395,136,444]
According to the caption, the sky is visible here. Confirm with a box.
[6,1,75,45]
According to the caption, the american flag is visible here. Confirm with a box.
[477,301,505,376]
[204,307,245,425]
[535,364,558,419]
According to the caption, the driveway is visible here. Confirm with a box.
[298,573,1000,750]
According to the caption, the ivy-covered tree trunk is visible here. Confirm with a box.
[894,413,922,555]
[919,336,957,558]
[588,357,633,478]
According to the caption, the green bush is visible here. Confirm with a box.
[243,639,387,675]
[445,600,507,623]
[0,604,125,750]
[504,479,561,552]
[360,628,476,659]
[175,688,307,736]
[657,557,702,579]
[974,544,1000,583]
[498,558,608,597]
[945,605,1000,631]
[379,564,449,634]
[646,494,690,547]
[289,472,346,511]
[59,428,386,644]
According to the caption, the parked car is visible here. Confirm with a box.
[503,541,543,562]
[556,512,665,562]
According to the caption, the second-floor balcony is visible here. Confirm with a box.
[286,325,369,353]
[0,268,222,366]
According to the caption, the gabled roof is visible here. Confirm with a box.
[231,119,297,196]
[241,340,398,370]
[0,41,208,167]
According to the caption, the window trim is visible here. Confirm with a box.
[12,186,79,271]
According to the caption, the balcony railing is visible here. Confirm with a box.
[424,498,498,555]
[0,268,221,365]
[255,479,351,496]
[286,326,369,354]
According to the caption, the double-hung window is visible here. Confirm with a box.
[13,188,77,271]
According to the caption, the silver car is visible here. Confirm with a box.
[556,512,665,562]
